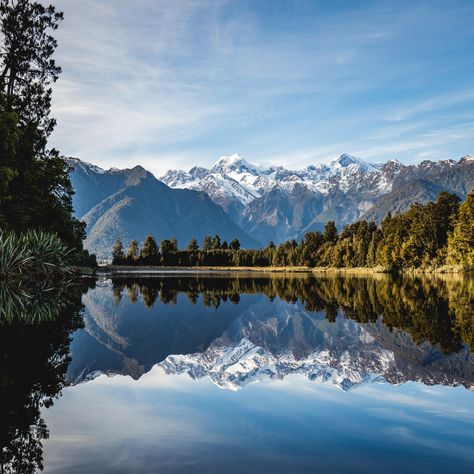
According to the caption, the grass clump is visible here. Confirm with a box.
[0,229,74,279]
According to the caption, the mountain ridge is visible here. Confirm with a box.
[67,158,260,258]
[68,153,474,252]
[160,153,474,243]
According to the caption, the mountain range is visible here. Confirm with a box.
[67,158,259,258]
[160,153,474,244]
[68,153,474,257]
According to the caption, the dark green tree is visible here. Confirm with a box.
[448,191,474,267]
[171,237,178,252]
[212,234,221,250]
[229,239,241,251]
[140,235,159,264]
[187,238,199,252]
[0,0,86,251]
[202,235,212,251]
[323,221,338,244]
[127,240,139,261]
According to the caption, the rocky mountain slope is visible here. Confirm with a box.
[67,159,259,258]
[161,154,474,244]
[68,153,474,252]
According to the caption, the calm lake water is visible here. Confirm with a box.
[1,273,473,473]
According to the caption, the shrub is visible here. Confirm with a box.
[0,229,74,278]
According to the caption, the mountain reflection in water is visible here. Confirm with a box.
[70,274,474,390]
[0,273,473,473]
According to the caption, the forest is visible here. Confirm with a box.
[112,190,474,271]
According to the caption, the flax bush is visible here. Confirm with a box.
[0,229,74,278]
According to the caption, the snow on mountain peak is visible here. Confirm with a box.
[330,153,378,173]
[211,154,262,175]
[331,153,360,167]
[66,157,105,175]
[158,152,470,216]
[159,337,391,392]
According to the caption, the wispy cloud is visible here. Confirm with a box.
[49,0,474,172]
[385,88,474,122]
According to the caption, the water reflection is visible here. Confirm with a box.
[70,274,474,390]
[1,274,473,473]
[0,280,90,473]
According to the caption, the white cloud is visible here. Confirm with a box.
[47,0,474,171]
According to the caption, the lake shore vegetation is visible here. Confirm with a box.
[111,191,473,273]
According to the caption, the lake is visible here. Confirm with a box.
[1,273,473,473]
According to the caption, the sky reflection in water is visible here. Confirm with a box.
[43,371,474,474]
[33,275,474,473]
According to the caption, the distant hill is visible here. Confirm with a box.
[67,159,259,259]
[362,157,474,223]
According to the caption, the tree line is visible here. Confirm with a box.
[112,190,474,271]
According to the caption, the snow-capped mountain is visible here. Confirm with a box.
[160,153,474,244]
[160,153,382,205]
[66,158,259,258]
[67,153,474,248]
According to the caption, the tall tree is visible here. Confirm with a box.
[187,238,199,252]
[229,239,240,251]
[127,240,139,261]
[0,0,85,250]
[112,239,124,264]
[212,234,221,250]
[448,191,474,267]
[140,235,159,263]
[170,238,178,252]
[323,221,338,244]
[202,235,212,251]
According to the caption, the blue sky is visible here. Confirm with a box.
[51,0,474,175]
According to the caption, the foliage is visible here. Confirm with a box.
[112,274,474,355]
[447,191,474,267]
[0,229,74,278]
[111,191,472,271]
[0,279,88,473]
[0,0,90,260]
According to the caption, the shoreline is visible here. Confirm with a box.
[95,265,471,276]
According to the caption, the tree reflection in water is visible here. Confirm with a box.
[0,280,92,474]
[0,273,473,472]
[111,273,474,354]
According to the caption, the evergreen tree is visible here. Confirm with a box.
[323,221,338,243]
[127,240,139,261]
[140,235,159,263]
[171,237,178,252]
[366,230,379,267]
[202,235,212,251]
[448,191,474,267]
[0,0,86,251]
[112,239,124,264]
[212,234,221,250]
[229,239,241,251]
[187,238,199,252]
